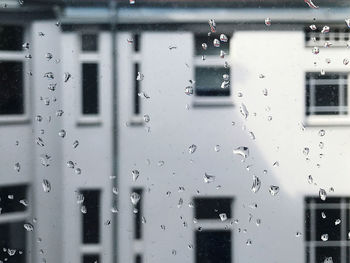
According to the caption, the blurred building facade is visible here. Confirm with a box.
[1,0,350,263]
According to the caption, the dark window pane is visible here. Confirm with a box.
[82,63,99,114]
[81,190,100,244]
[0,222,26,263]
[133,34,140,52]
[196,231,231,263]
[194,197,232,220]
[83,254,99,263]
[0,185,27,213]
[315,246,340,263]
[315,209,341,241]
[195,34,230,56]
[195,67,230,96]
[132,188,143,239]
[0,62,23,115]
[134,63,140,115]
[81,34,98,52]
[315,85,339,107]
[0,25,23,51]
[135,254,142,263]
[305,208,311,242]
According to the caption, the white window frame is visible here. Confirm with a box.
[305,197,350,263]
[76,31,102,125]
[0,24,30,124]
[192,34,234,108]
[305,71,350,126]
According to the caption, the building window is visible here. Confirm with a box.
[305,197,350,263]
[81,33,98,52]
[305,26,350,47]
[0,185,29,263]
[194,197,233,263]
[82,63,99,115]
[82,254,99,263]
[0,25,25,116]
[306,72,348,116]
[80,190,100,244]
[193,34,232,106]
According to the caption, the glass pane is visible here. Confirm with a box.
[0,185,27,213]
[196,231,231,263]
[195,67,230,96]
[82,63,99,115]
[195,34,230,56]
[0,61,23,115]
[0,25,23,51]
[0,222,26,263]
[82,254,99,263]
[315,246,340,263]
[194,197,232,220]
[315,209,341,241]
[81,190,100,244]
[81,34,98,52]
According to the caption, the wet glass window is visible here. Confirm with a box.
[195,34,230,56]
[132,188,143,239]
[82,254,99,263]
[0,185,27,213]
[0,222,26,263]
[196,230,231,263]
[195,67,230,96]
[82,63,99,115]
[194,197,232,219]
[0,61,23,115]
[0,25,23,51]
[305,197,350,263]
[81,190,100,244]
[306,72,348,115]
[81,33,98,52]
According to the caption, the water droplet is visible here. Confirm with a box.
[203,173,215,183]
[58,129,66,138]
[221,80,230,89]
[324,41,332,48]
[36,137,45,147]
[43,72,54,79]
[321,212,326,219]
[324,257,333,263]
[111,206,119,213]
[45,53,53,60]
[25,54,32,59]
[296,232,302,237]
[158,160,165,167]
[72,140,79,149]
[143,114,150,123]
[309,24,317,30]
[256,219,261,226]
[55,110,64,117]
[335,219,341,225]
[208,19,216,33]
[136,72,144,81]
[262,88,268,96]
[303,147,310,156]
[131,170,140,181]
[14,162,20,172]
[307,175,313,184]
[321,26,330,34]
[219,50,225,58]
[185,86,194,96]
[219,34,228,43]
[264,17,271,26]
[246,239,252,246]
[42,179,51,193]
[273,161,279,167]
[75,168,81,175]
[219,213,227,221]
[67,161,74,169]
[214,145,220,152]
[319,129,326,136]
[130,192,141,205]
[80,205,87,214]
[251,176,261,193]
[321,233,329,241]
[319,188,327,201]
[213,38,220,48]
[64,72,71,82]
[202,43,207,50]
[312,47,319,55]
[269,185,280,196]
[24,223,34,231]
[22,42,29,49]
[249,131,256,140]
[239,104,249,119]
[40,154,51,167]
[233,146,249,159]
[177,198,183,208]
[188,144,197,154]
[76,193,84,204]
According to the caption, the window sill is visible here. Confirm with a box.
[0,115,30,125]
[192,98,234,108]
[77,115,102,126]
[305,116,350,127]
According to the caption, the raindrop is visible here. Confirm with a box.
[66,161,74,169]
[321,233,329,241]
[251,176,261,193]
[112,187,118,195]
[19,199,28,206]
[158,160,165,167]
[141,216,146,224]
[131,170,140,182]
[185,86,194,96]
[22,42,29,49]
[76,193,84,204]
[38,32,45,37]
[36,137,45,147]
[324,41,332,48]
[246,239,252,246]
[143,115,150,123]
[256,219,261,226]
[136,72,144,81]
[269,185,280,196]
[213,39,220,48]
[202,43,207,50]
[48,83,56,91]
[319,129,326,136]
[296,232,303,237]
[45,53,53,60]
[239,103,249,119]
[264,17,271,26]
[208,19,216,33]
[312,47,319,55]
[309,24,317,30]
[14,162,20,172]
[8,249,16,256]
[25,54,32,59]
[273,161,279,167]
[42,179,51,193]
[262,88,268,96]
[214,145,220,152]
[188,144,197,154]
[177,198,183,208]
[171,249,176,255]
[346,19,350,28]
[220,34,228,42]
[203,173,215,183]
[249,131,256,140]
[219,50,225,58]
[73,140,79,148]
[43,72,54,79]
[58,129,66,138]
[324,257,333,263]
[303,147,310,156]
[74,168,81,175]
[335,219,341,225]
[219,213,227,221]
[307,175,313,184]
[64,72,71,82]
[40,154,51,167]
[233,146,249,159]
[24,223,34,232]
[319,188,327,201]
[130,192,141,205]
[80,205,87,214]
[319,142,324,149]
[321,26,330,34]
[56,110,64,117]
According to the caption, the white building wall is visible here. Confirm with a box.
[117,29,350,263]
